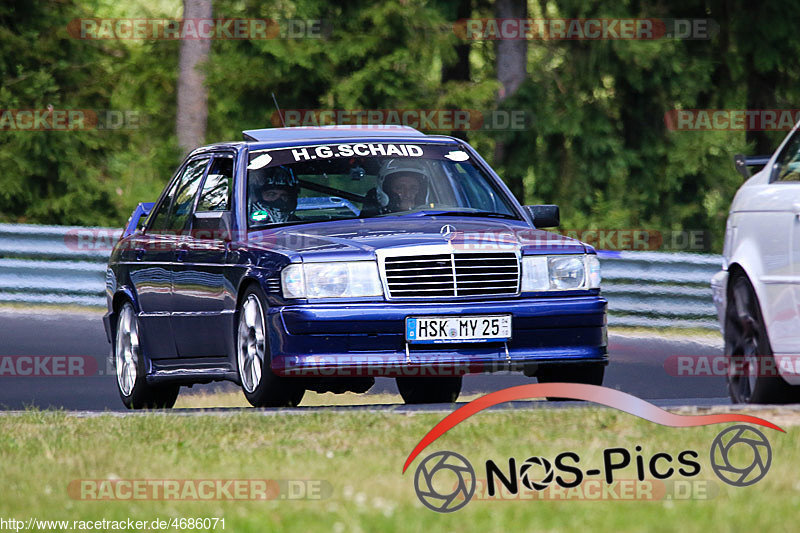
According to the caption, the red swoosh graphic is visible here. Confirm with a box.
[402,383,784,474]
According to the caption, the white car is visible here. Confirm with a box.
[711,128,800,403]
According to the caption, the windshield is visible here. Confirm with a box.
[245,142,520,228]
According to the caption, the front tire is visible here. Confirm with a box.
[396,377,462,404]
[114,302,179,409]
[236,285,305,407]
[725,274,799,404]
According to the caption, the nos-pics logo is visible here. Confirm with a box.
[403,384,781,513]
[414,451,476,513]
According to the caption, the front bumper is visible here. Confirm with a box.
[710,269,728,335]
[267,295,607,376]
[102,311,114,344]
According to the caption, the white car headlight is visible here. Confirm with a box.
[521,254,599,291]
[281,262,383,299]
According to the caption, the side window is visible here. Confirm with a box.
[147,157,210,233]
[169,157,211,230]
[773,131,800,182]
[197,157,233,212]
[449,162,512,214]
[147,178,180,233]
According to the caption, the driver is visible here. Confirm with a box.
[249,166,300,224]
[376,159,430,212]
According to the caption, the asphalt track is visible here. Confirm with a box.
[0,308,730,412]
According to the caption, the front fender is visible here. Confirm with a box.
[103,285,139,344]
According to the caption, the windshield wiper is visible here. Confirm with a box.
[416,210,519,220]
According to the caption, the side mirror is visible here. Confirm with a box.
[192,211,233,241]
[524,205,560,228]
[123,202,155,238]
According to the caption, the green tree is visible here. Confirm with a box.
[0,0,125,225]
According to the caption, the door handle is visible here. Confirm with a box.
[135,249,145,261]
[175,240,190,261]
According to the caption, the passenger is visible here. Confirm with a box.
[376,159,431,213]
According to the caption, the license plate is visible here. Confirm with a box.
[406,315,511,344]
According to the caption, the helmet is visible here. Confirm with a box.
[376,159,430,210]
[253,165,299,190]
[250,166,299,223]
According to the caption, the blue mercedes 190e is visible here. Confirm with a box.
[103,125,607,409]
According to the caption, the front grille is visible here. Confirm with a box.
[383,252,519,299]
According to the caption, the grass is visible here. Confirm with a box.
[608,326,723,343]
[0,302,105,315]
[174,389,487,409]
[0,408,797,532]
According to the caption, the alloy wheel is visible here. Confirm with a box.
[237,294,265,393]
[115,304,139,397]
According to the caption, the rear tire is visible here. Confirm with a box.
[236,285,305,407]
[396,377,462,404]
[537,364,605,401]
[114,302,180,409]
[725,274,799,404]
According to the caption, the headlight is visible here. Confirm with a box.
[281,262,383,299]
[585,254,601,289]
[549,256,585,289]
[521,254,600,291]
[520,256,549,291]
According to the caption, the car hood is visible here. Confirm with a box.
[245,216,587,262]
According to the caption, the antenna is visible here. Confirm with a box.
[271,92,286,127]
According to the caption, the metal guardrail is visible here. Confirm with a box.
[0,224,723,329]
[0,223,120,307]
[596,250,721,329]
